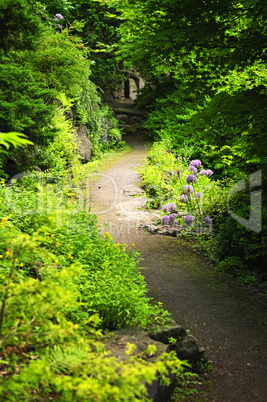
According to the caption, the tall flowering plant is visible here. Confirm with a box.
[161,159,213,232]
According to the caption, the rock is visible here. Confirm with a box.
[104,320,205,400]
[105,326,168,364]
[116,113,130,123]
[146,372,177,402]
[149,323,187,344]
[102,91,115,102]
[105,326,176,401]
[75,125,93,162]
[171,335,205,360]
[123,186,145,196]
[143,224,159,234]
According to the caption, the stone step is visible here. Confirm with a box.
[113,107,145,117]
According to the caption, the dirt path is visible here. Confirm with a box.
[89,134,267,401]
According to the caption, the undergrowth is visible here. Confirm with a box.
[0,173,184,401]
[171,358,213,401]
[141,140,267,291]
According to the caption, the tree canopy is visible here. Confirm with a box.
[103,0,267,91]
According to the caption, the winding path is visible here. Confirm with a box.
[89,134,267,401]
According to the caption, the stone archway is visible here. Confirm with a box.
[103,68,145,102]
[124,77,139,100]
[124,69,145,100]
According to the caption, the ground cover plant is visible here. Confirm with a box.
[0,176,185,401]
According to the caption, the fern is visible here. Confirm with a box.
[44,345,90,373]
[0,132,33,149]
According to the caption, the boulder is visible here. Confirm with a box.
[105,323,205,400]
[149,323,187,344]
[105,326,168,363]
[75,125,93,162]
[170,335,205,360]
[105,326,176,401]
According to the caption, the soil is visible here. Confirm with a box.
[89,133,267,401]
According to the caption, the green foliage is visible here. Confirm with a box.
[140,87,266,180]
[0,56,57,145]
[65,0,125,91]
[171,358,212,401]
[1,346,183,401]
[141,139,267,276]
[0,133,33,149]
[0,179,171,330]
[0,6,122,177]
[141,140,216,225]
[215,210,267,274]
[103,0,267,91]
[45,94,80,172]
[0,0,43,54]
[0,176,184,401]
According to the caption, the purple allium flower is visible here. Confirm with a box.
[179,194,188,203]
[184,214,195,226]
[184,185,194,194]
[55,24,63,28]
[204,216,213,226]
[55,13,64,19]
[177,211,183,217]
[199,169,208,176]
[169,213,177,224]
[206,169,213,177]
[186,174,197,184]
[167,203,176,212]
[190,159,202,168]
[161,215,170,225]
[195,192,203,198]
[162,204,168,212]
[188,165,198,175]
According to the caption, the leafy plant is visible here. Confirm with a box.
[0,132,33,149]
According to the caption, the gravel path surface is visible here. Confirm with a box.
[90,134,267,401]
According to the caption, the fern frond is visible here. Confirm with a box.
[44,345,89,373]
[0,132,33,149]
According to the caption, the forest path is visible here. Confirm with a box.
[89,133,267,401]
